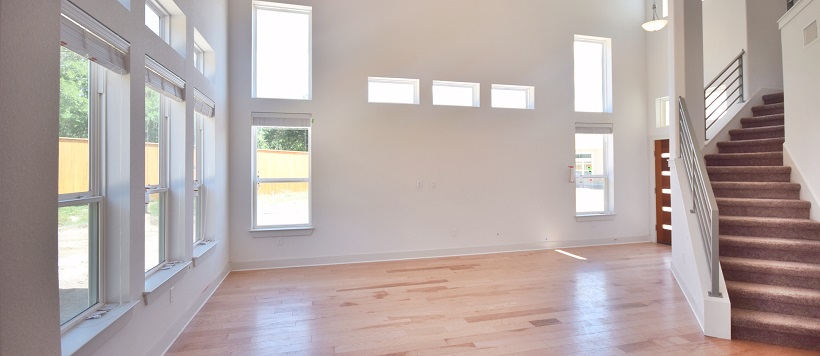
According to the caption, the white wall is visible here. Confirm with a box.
[0,0,230,354]
[779,0,820,220]
[745,0,786,93]
[0,0,63,354]
[229,0,652,269]
[703,0,747,83]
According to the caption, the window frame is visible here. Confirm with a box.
[573,35,612,113]
[58,50,105,331]
[491,84,535,110]
[367,77,420,105]
[432,80,480,107]
[252,1,313,100]
[145,0,170,43]
[144,86,170,275]
[251,114,312,231]
[193,43,204,74]
[574,124,615,217]
[656,96,671,128]
[193,112,205,245]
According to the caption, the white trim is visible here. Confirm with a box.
[779,0,814,29]
[252,1,312,99]
[193,89,215,117]
[145,55,185,101]
[192,240,219,267]
[490,84,535,110]
[61,0,130,51]
[142,261,191,305]
[432,80,480,107]
[367,77,421,104]
[252,112,312,127]
[60,300,139,356]
[231,237,650,271]
[573,34,612,113]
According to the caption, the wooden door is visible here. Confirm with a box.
[655,139,672,245]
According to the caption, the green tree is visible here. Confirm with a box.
[145,87,161,143]
[257,127,308,152]
[59,47,90,139]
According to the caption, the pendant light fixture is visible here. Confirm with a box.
[642,0,668,32]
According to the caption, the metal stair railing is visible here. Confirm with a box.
[679,96,723,298]
[705,50,745,135]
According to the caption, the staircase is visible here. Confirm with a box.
[705,92,820,350]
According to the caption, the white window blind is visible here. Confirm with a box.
[193,89,216,118]
[145,56,185,101]
[575,123,613,134]
[60,0,129,74]
[252,112,312,128]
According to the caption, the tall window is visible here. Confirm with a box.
[58,46,102,326]
[575,124,614,215]
[145,87,169,273]
[656,96,671,128]
[252,113,312,229]
[432,81,480,107]
[574,35,612,113]
[253,2,312,99]
[662,0,669,18]
[145,0,169,42]
[193,112,204,244]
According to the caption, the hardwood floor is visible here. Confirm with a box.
[168,243,817,355]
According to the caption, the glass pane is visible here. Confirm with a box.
[256,182,309,226]
[145,3,161,37]
[256,128,309,179]
[193,193,201,244]
[59,47,91,195]
[574,40,604,112]
[145,87,161,186]
[576,177,606,214]
[433,84,477,107]
[145,192,165,272]
[575,134,605,176]
[58,204,98,324]
[368,80,417,104]
[255,7,311,99]
[492,87,529,109]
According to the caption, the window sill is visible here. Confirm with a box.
[143,260,191,305]
[575,213,616,221]
[192,240,219,267]
[61,301,139,356]
[250,226,314,238]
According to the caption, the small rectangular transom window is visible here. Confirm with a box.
[491,84,534,109]
[432,81,480,107]
[367,77,419,104]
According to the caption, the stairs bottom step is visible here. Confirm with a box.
[733,326,820,351]
[732,308,820,351]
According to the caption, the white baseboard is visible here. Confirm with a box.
[150,262,230,356]
[231,235,650,271]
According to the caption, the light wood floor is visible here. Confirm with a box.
[168,243,817,355]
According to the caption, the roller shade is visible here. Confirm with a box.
[252,112,312,128]
[60,0,129,74]
[193,89,215,118]
[145,56,185,101]
[575,123,613,134]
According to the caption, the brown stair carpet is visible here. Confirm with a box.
[710,92,820,350]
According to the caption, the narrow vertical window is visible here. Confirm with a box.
[432,81,480,107]
[575,124,614,215]
[656,96,670,128]
[253,2,312,99]
[491,84,535,109]
[574,35,612,113]
[58,46,102,326]
[662,0,669,18]
[145,86,169,273]
[252,113,312,229]
[145,0,169,42]
[193,44,204,74]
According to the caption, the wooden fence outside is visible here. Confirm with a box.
[59,138,308,195]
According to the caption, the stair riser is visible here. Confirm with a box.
[762,94,784,105]
[708,173,791,183]
[730,297,820,319]
[732,326,820,351]
[741,119,784,129]
[720,225,820,240]
[752,108,785,116]
[721,244,820,264]
[729,130,785,141]
[717,144,783,154]
[713,189,799,200]
[718,206,811,219]
[706,157,783,166]
[722,269,820,291]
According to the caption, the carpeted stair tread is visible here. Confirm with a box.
[707,166,791,183]
[729,125,785,141]
[740,114,785,129]
[712,181,800,192]
[720,216,820,229]
[716,137,784,154]
[721,235,820,252]
[705,152,782,166]
[751,102,785,116]
[732,308,820,337]
[716,197,811,219]
[762,92,785,104]
[726,281,820,308]
[715,197,810,209]
[712,181,801,199]
[721,257,820,281]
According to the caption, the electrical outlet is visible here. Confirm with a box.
[450,228,458,237]
[276,237,283,246]
[417,180,423,189]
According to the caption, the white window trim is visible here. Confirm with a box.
[367,77,420,105]
[491,84,535,110]
[193,43,204,74]
[193,112,205,246]
[656,96,670,128]
[145,0,170,43]
[251,112,313,230]
[432,80,480,107]
[252,1,313,99]
[573,35,612,113]
[574,123,615,217]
